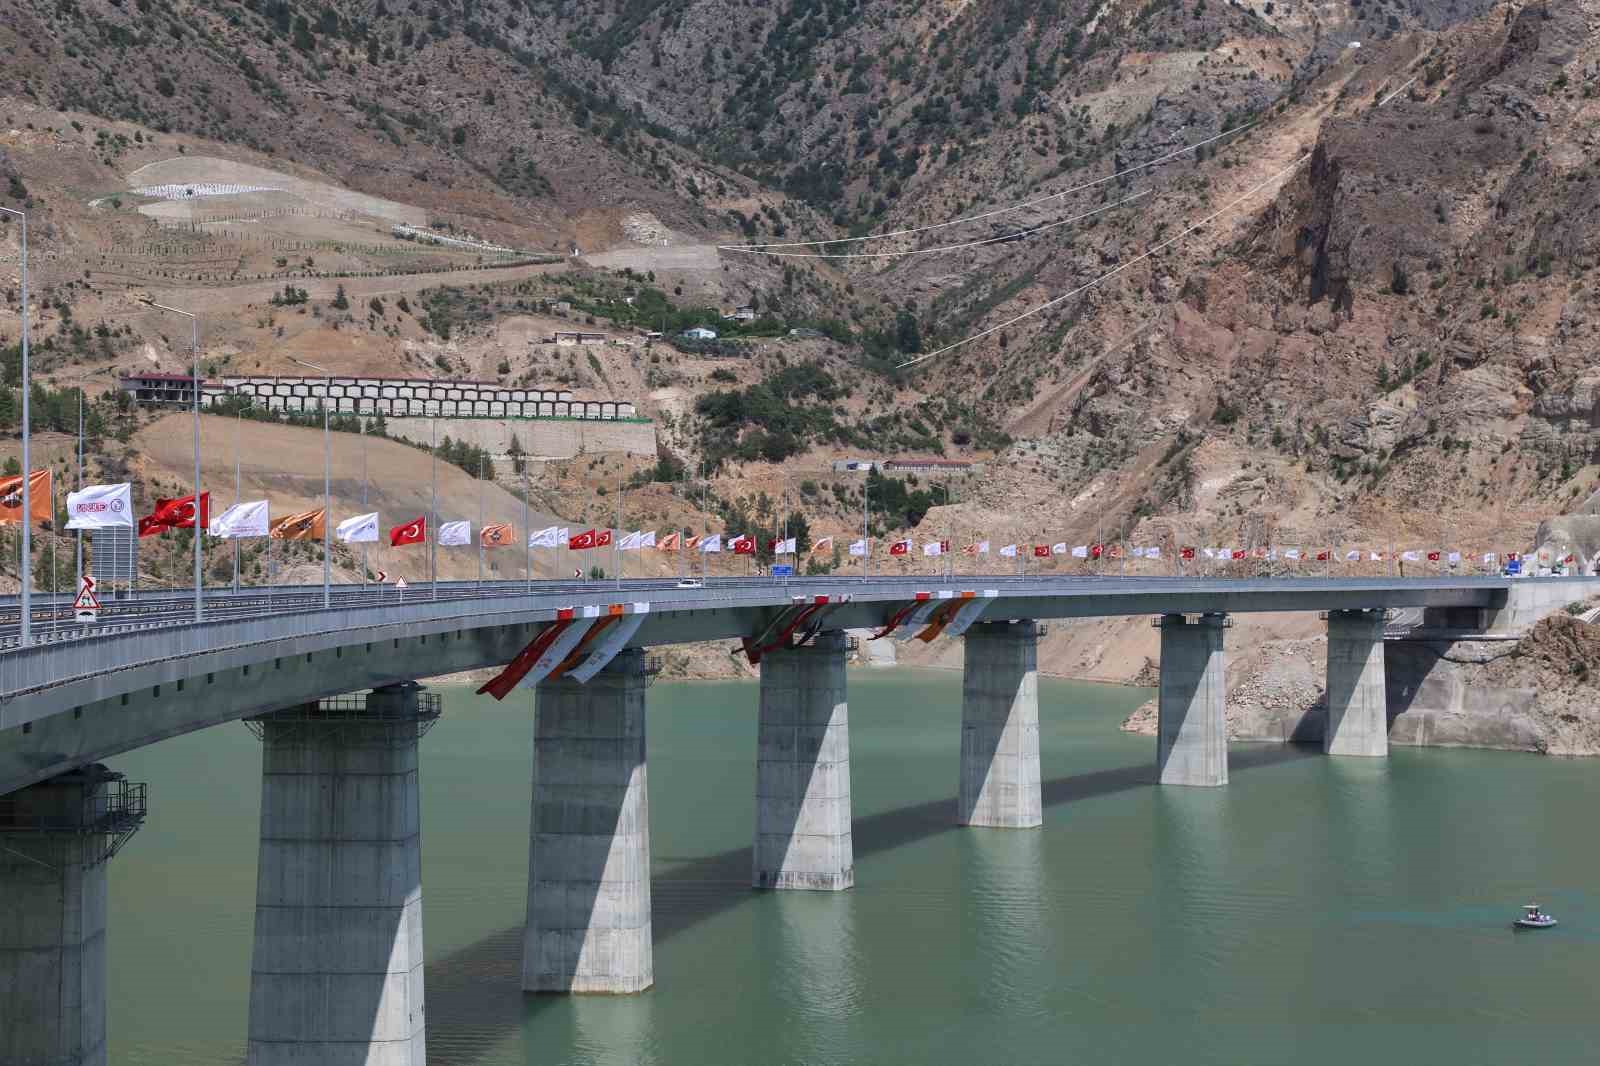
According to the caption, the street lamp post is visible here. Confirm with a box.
[288,357,332,608]
[2,206,32,643]
[141,299,203,624]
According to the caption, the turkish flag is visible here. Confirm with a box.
[1180,546,1196,560]
[731,535,755,555]
[1033,544,1050,558]
[1090,543,1104,559]
[390,516,426,546]
[890,539,911,556]
[569,528,597,550]
[1426,551,1441,562]
[595,529,613,548]
[138,493,210,537]
[1231,549,1246,560]
[1316,550,1331,561]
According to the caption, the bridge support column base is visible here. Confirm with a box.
[246,684,432,1065]
[1157,614,1229,787]
[755,631,853,890]
[1324,610,1389,758]
[0,766,144,1066]
[958,621,1042,828]
[525,650,652,994]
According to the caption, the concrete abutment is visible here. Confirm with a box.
[525,649,653,994]
[1157,613,1229,787]
[246,683,434,1066]
[958,620,1042,828]
[754,631,854,890]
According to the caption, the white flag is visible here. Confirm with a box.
[999,544,1018,558]
[1071,544,1089,559]
[974,540,990,554]
[1447,551,1461,565]
[334,510,379,543]
[1147,546,1161,559]
[1202,548,1216,559]
[1284,548,1301,561]
[1401,550,1420,562]
[1266,548,1279,561]
[210,500,270,539]
[1346,550,1361,561]
[1369,551,1383,561]
[1482,552,1497,565]
[780,537,796,554]
[923,541,944,557]
[618,530,644,550]
[439,521,471,546]
[640,530,657,549]
[1131,546,1146,558]
[65,482,133,530]
[700,533,723,553]
[1052,542,1068,555]
[849,539,868,556]
[529,525,562,548]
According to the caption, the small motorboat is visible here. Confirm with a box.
[1514,904,1558,929]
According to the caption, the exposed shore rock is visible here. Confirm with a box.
[1122,613,1600,755]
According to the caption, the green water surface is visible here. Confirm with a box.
[108,671,1600,1064]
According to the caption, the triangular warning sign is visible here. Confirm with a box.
[73,576,102,611]
[395,578,408,590]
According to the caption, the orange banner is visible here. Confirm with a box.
[480,522,514,548]
[268,509,326,541]
[0,469,53,526]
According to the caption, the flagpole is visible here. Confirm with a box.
[522,466,530,589]
[360,410,369,584]
[614,466,622,589]
[862,469,869,582]
[232,403,241,592]
[430,410,438,598]
[75,371,84,596]
[477,453,484,589]
[289,357,332,607]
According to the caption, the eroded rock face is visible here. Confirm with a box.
[1122,614,1600,755]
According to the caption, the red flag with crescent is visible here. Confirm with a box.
[138,493,210,538]
[390,516,426,546]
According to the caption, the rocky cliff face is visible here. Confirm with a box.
[1122,611,1600,755]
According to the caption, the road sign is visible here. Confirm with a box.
[394,577,408,590]
[73,575,102,623]
[770,564,794,577]
[375,569,388,583]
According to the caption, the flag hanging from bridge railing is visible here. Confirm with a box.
[0,469,53,527]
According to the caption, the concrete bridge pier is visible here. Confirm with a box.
[754,630,854,890]
[1324,609,1389,757]
[958,620,1042,828]
[525,649,653,994]
[1157,613,1229,787]
[0,765,145,1066]
[246,683,434,1065]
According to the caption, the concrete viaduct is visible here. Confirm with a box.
[0,574,1591,1065]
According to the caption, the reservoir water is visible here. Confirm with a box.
[108,670,1600,1065]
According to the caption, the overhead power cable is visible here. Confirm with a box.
[723,189,1150,259]
[719,120,1257,252]
[895,154,1311,370]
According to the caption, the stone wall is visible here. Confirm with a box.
[218,375,638,420]
[387,415,657,465]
